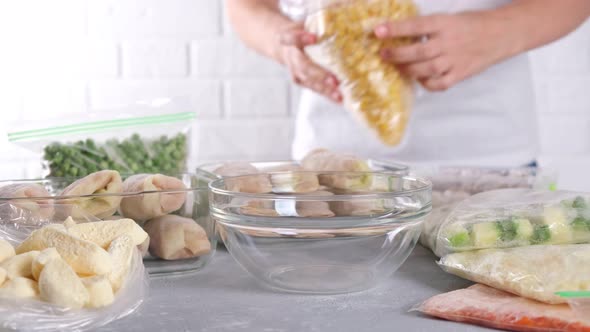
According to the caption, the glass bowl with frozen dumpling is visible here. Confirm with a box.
[209,171,431,294]
[196,149,409,246]
[0,170,216,275]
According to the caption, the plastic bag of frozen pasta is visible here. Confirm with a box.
[303,0,418,146]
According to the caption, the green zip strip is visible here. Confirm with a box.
[8,112,195,142]
[556,291,590,298]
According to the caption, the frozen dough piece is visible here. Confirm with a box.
[0,239,15,263]
[301,149,372,190]
[82,275,115,308]
[137,235,150,257]
[0,183,54,220]
[119,174,187,222]
[417,284,590,332]
[39,257,89,309]
[0,277,38,299]
[439,244,590,304]
[239,191,335,218]
[0,251,40,280]
[16,226,112,276]
[264,165,320,194]
[0,267,6,287]
[67,218,148,249]
[214,162,273,194]
[107,235,134,292]
[32,248,61,281]
[63,216,77,228]
[144,215,211,260]
[59,170,123,219]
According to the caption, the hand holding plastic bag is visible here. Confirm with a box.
[304,0,417,146]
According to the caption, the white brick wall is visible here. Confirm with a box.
[0,1,589,190]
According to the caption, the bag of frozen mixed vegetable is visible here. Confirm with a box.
[418,166,558,257]
[428,188,590,256]
[8,98,195,178]
[304,0,418,146]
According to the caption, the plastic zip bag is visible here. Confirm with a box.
[438,244,590,304]
[430,189,589,256]
[0,203,148,332]
[8,97,195,178]
[418,166,558,257]
[304,0,418,146]
[557,291,590,323]
[414,284,590,332]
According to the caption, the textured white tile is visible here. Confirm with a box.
[225,79,289,118]
[122,41,188,78]
[21,81,88,120]
[85,41,120,79]
[191,39,285,77]
[89,79,222,118]
[194,119,295,161]
[87,0,221,38]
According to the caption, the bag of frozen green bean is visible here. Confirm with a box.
[8,98,195,178]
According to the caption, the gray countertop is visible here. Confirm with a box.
[99,246,494,332]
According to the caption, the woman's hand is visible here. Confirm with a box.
[277,23,342,103]
[375,12,516,91]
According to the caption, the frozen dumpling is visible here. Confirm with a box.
[0,184,54,220]
[214,162,272,194]
[59,170,123,219]
[144,215,211,260]
[239,191,334,218]
[263,164,320,194]
[119,174,187,222]
[301,149,372,189]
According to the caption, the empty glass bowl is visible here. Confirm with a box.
[209,171,431,294]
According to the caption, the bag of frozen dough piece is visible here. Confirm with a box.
[438,244,590,304]
[59,170,123,219]
[0,218,148,331]
[0,184,55,221]
[414,284,590,332]
[118,174,187,222]
[429,188,590,256]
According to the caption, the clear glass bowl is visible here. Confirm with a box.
[0,173,216,276]
[209,171,431,294]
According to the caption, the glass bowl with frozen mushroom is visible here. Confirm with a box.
[209,170,431,294]
[0,170,216,276]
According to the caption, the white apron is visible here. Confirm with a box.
[291,0,539,167]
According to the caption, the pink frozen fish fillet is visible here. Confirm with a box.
[420,284,590,332]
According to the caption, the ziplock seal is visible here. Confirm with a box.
[8,112,195,142]
[556,291,590,298]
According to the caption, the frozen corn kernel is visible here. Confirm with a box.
[305,0,417,145]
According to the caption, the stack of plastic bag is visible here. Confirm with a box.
[416,188,590,331]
